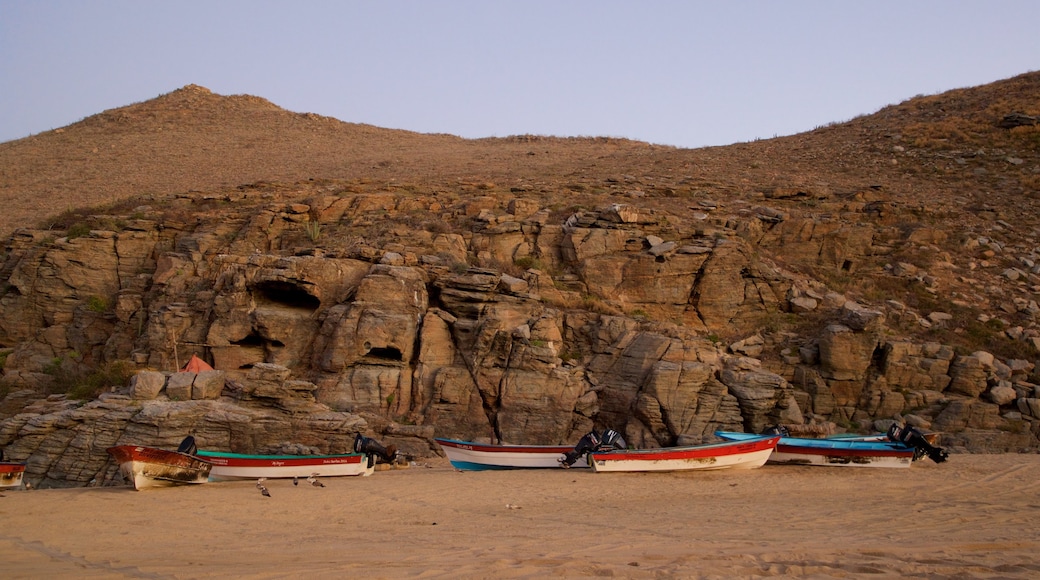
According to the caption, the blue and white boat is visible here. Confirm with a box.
[435,438,585,471]
[715,431,920,468]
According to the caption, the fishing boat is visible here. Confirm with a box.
[197,450,374,480]
[587,434,780,473]
[197,434,396,480]
[435,438,585,470]
[0,461,26,489]
[106,444,213,490]
[715,431,917,468]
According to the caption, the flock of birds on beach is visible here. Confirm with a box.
[255,473,325,498]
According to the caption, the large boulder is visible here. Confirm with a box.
[818,324,879,381]
[947,354,990,397]
[719,357,803,433]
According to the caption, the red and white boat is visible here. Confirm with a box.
[435,438,585,470]
[587,435,779,473]
[106,445,212,490]
[0,461,26,489]
[197,450,374,480]
[197,434,396,480]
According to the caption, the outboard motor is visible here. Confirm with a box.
[761,425,790,436]
[887,424,949,463]
[599,428,627,451]
[560,429,627,468]
[354,433,399,466]
[560,431,600,468]
[177,435,198,456]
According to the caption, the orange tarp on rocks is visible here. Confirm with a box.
[180,354,214,373]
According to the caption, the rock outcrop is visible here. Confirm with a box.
[3,189,1040,487]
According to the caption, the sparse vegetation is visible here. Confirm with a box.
[513,256,544,271]
[67,222,91,240]
[303,219,322,242]
[43,355,134,400]
[86,295,110,313]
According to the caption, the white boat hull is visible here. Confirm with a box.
[204,459,374,481]
[107,445,212,490]
[435,438,581,470]
[769,449,913,468]
[591,445,774,473]
[116,458,211,490]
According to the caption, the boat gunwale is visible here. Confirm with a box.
[0,462,26,474]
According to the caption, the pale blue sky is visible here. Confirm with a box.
[2,1,1038,148]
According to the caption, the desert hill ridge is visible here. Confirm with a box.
[1,74,1037,239]
[0,73,1039,486]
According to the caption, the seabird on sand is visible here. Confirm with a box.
[293,476,299,486]
[259,485,271,497]
[308,473,325,487]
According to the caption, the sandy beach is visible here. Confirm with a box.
[1,454,1038,578]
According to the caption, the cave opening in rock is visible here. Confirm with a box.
[870,344,887,371]
[230,333,286,369]
[233,334,264,347]
[252,281,321,310]
[232,334,284,348]
[366,346,403,361]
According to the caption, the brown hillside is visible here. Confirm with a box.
[1,74,1039,352]
[1,76,1038,239]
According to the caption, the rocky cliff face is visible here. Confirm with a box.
[2,183,1037,487]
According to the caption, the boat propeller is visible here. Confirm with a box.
[560,428,627,467]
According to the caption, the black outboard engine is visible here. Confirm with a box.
[600,428,626,450]
[177,435,198,456]
[761,425,790,436]
[354,433,399,467]
[560,429,627,468]
[560,431,600,468]
[887,424,949,463]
